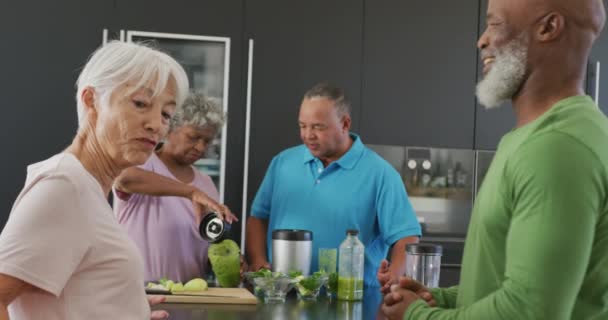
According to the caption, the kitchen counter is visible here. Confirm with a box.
[153,288,385,320]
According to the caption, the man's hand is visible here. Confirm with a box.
[378,260,436,306]
[249,260,271,272]
[396,277,436,306]
[190,189,238,225]
[147,295,169,320]
[381,284,421,320]
[377,259,397,294]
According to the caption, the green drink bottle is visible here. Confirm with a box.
[337,229,364,301]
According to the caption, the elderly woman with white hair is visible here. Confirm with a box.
[114,92,238,284]
[0,41,189,319]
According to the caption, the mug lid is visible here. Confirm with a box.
[272,229,312,241]
[406,243,442,255]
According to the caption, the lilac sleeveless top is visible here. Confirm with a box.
[114,153,219,283]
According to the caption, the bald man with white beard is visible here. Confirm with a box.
[379,0,608,319]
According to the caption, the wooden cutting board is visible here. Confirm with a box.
[148,288,258,305]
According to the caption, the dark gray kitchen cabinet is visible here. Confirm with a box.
[244,0,364,207]
[115,0,247,244]
[0,1,114,229]
[440,265,462,287]
[589,0,608,115]
[115,0,244,40]
[361,0,480,149]
[474,105,516,150]
[474,0,516,150]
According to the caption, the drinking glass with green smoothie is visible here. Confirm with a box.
[318,248,338,298]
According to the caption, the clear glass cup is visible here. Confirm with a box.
[253,276,297,303]
[295,274,328,301]
[243,272,265,299]
[319,248,338,273]
[318,248,338,297]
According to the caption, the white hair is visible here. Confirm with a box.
[75,41,189,127]
[476,34,528,109]
[170,92,226,132]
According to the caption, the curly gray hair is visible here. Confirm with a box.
[169,92,226,132]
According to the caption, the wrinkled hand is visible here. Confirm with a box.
[240,255,249,278]
[377,259,398,294]
[147,295,169,320]
[191,189,238,225]
[381,284,421,320]
[249,260,271,272]
[396,277,436,306]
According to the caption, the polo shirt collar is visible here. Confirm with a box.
[302,133,364,170]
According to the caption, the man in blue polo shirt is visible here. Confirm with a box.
[245,83,421,287]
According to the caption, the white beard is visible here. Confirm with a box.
[476,34,528,109]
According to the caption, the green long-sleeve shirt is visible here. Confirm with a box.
[406,96,608,319]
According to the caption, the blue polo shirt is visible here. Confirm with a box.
[251,134,421,287]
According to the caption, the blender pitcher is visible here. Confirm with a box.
[405,243,442,288]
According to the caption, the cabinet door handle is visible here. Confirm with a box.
[102,29,109,45]
[241,38,254,251]
[442,263,462,268]
[595,61,601,105]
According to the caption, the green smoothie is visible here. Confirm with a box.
[208,239,241,287]
[327,272,338,296]
[337,277,363,301]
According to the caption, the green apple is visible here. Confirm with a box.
[171,282,185,293]
[146,282,167,290]
[184,278,208,292]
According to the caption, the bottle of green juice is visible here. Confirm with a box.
[337,229,364,301]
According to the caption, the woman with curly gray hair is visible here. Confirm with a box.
[114,92,238,284]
